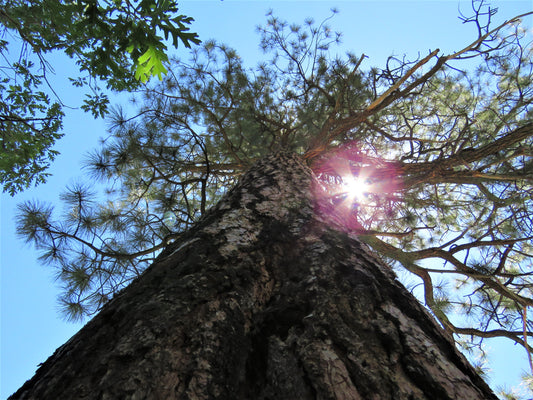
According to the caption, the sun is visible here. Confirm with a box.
[312,142,403,231]
[343,175,370,202]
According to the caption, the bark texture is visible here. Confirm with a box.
[10,152,497,400]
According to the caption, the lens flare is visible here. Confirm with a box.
[312,142,402,232]
[343,175,370,201]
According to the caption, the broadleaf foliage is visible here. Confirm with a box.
[0,0,200,194]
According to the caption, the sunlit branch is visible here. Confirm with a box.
[453,326,533,352]
[448,236,533,255]
[411,247,533,307]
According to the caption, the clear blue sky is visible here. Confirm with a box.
[1,1,532,398]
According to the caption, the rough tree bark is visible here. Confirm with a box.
[10,152,497,400]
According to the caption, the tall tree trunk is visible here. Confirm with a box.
[10,152,497,400]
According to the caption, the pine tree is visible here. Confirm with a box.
[14,2,533,396]
[11,152,499,399]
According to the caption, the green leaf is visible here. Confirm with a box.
[134,45,169,82]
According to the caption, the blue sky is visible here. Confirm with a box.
[1,1,532,398]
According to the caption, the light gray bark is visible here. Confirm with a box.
[10,152,497,399]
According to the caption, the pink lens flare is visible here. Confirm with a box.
[311,143,403,232]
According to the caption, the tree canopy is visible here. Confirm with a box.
[0,0,200,195]
[16,1,533,395]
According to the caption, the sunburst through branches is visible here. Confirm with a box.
[313,143,402,232]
